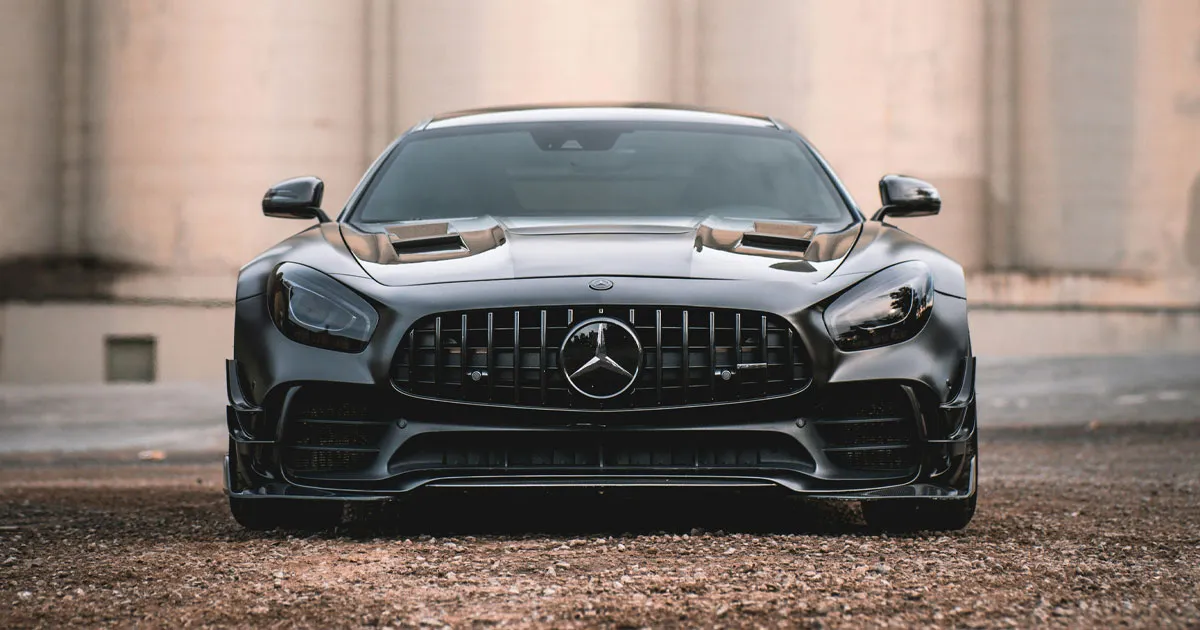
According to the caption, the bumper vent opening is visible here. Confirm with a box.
[392,306,810,409]
[811,383,920,474]
[280,386,392,475]
[389,431,815,474]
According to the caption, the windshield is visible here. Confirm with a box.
[351,122,853,225]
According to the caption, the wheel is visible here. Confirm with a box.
[229,497,343,531]
[861,492,976,532]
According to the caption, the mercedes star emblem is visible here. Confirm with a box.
[589,278,614,291]
[559,317,642,399]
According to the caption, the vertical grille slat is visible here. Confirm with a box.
[708,310,716,398]
[655,309,663,402]
[513,310,521,404]
[486,312,495,401]
[681,309,690,403]
[460,313,469,388]
[760,315,768,367]
[734,313,743,393]
[395,306,809,410]
[406,328,417,382]
[539,309,548,405]
[786,327,795,381]
[433,316,443,386]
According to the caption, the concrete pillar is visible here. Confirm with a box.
[0,0,60,259]
[695,0,810,122]
[697,0,987,269]
[1009,0,1138,272]
[81,0,368,275]
[387,0,675,134]
[1129,0,1200,281]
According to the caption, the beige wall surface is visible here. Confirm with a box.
[0,0,60,258]
[80,0,369,275]
[0,304,232,384]
[0,0,1198,382]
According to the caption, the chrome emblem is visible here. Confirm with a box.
[560,317,642,399]
[588,278,614,291]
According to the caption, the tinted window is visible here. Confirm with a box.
[353,123,851,225]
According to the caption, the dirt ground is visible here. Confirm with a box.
[1,421,1197,629]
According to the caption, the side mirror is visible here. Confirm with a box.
[263,176,331,223]
[871,174,941,221]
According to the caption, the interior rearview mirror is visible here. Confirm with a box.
[872,174,941,221]
[262,176,331,223]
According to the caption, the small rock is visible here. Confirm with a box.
[137,450,167,462]
[17,591,32,600]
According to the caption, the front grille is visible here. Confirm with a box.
[392,306,810,409]
[811,383,920,474]
[390,431,815,473]
[280,387,391,475]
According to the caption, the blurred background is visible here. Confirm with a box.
[1,0,1199,384]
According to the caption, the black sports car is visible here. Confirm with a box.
[226,104,977,532]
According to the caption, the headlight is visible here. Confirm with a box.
[823,261,934,351]
[267,263,379,352]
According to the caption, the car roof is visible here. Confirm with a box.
[422,102,782,130]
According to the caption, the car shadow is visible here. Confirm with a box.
[330,491,870,538]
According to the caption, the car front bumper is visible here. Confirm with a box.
[227,274,976,504]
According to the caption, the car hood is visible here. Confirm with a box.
[339,215,861,287]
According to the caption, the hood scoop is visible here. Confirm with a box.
[738,231,812,254]
[697,221,816,260]
[341,219,506,265]
[390,232,467,256]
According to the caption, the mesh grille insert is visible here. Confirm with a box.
[811,383,920,474]
[390,431,815,473]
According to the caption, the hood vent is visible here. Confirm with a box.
[738,231,811,254]
[390,233,468,256]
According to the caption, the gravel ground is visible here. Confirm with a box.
[1,421,1198,629]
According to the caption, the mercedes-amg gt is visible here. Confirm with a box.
[226,104,978,532]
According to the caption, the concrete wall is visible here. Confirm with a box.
[0,304,232,383]
[0,0,59,259]
[81,0,369,278]
[0,0,1197,382]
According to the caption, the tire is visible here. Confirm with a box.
[229,496,280,531]
[229,497,343,532]
[861,492,976,532]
